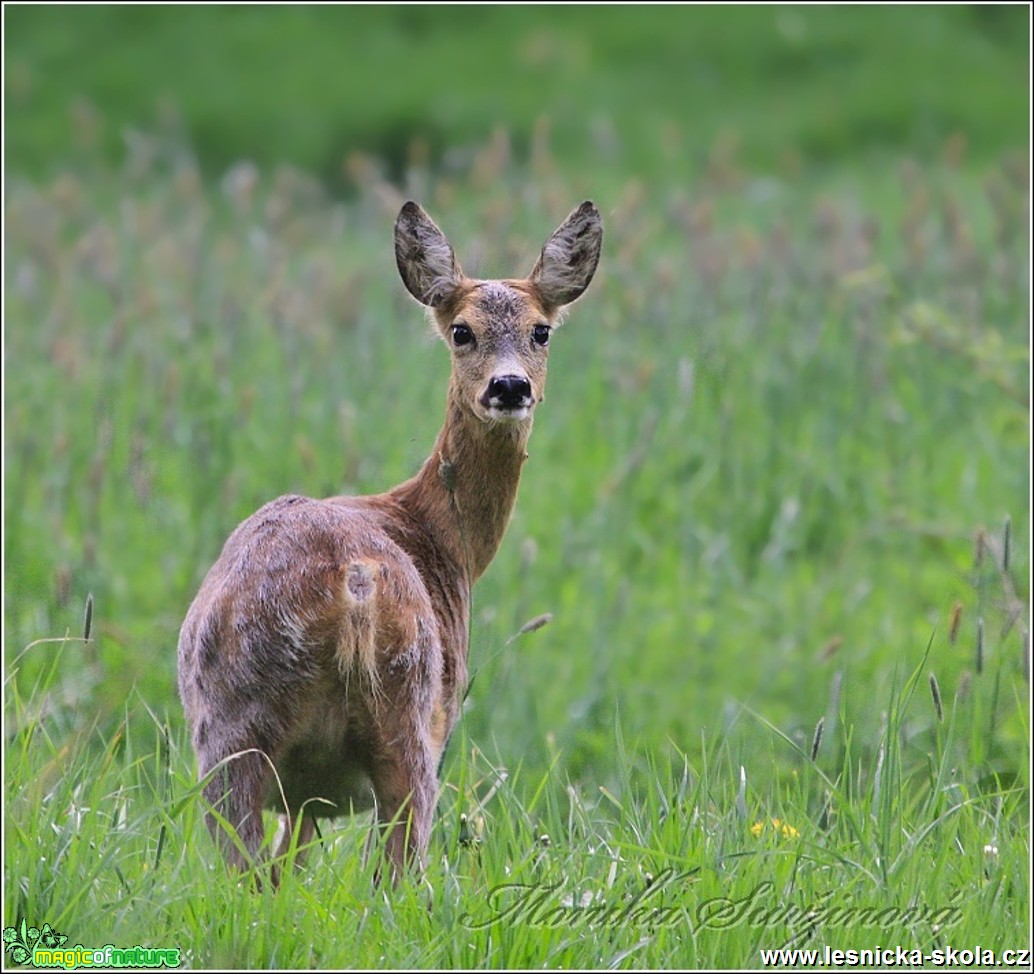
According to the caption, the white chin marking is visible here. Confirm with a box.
[485,405,532,423]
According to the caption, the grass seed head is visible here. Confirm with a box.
[949,602,963,645]
[818,635,843,661]
[506,613,554,644]
[956,669,972,702]
[974,529,986,567]
[929,673,943,722]
[736,765,748,821]
[810,716,825,761]
[83,593,94,642]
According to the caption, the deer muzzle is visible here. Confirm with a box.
[481,374,534,420]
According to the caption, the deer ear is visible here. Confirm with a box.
[529,201,603,311]
[395,202,463,307]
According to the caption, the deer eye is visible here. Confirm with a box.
[532,324,551,347]
[451,324,474,347]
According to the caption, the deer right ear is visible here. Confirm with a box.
[395,202,462,308]
[529,201,603,311]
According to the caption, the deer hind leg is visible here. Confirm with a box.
[368,622,444,883]
[201,748,273,874]
[369,738,438,883]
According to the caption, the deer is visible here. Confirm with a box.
[177,199,603,884]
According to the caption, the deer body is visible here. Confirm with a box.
[178,201,602,880]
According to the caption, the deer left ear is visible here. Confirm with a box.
[529,201,603,311]
[395,201,463,308]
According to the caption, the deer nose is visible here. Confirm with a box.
[484,374,533,410]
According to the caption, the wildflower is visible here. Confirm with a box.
[751,818,799,839]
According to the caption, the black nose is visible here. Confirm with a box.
[485,374,532,409]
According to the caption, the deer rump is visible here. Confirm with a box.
[178,494,454,828]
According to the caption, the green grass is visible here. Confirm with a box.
[4,137,1028,965]
[3,641,1028,967]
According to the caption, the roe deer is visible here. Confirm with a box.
[177,200,603,882]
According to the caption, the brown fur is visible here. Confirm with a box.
[177,201,602,883]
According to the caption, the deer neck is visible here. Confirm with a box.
[391,384,531,586]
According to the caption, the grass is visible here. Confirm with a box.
[3,11,1030,960]
[3,641,1028,967]
[4,135,1028,965]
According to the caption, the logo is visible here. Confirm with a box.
[3,919,180,969]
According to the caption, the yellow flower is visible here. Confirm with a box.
[751,818,799,839]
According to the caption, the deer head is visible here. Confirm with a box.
[395,201,602,425]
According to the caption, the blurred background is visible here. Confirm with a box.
[4,4,1029,791]
[6,6,1028,186]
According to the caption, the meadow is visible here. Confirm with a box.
[4,6,1030,969]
